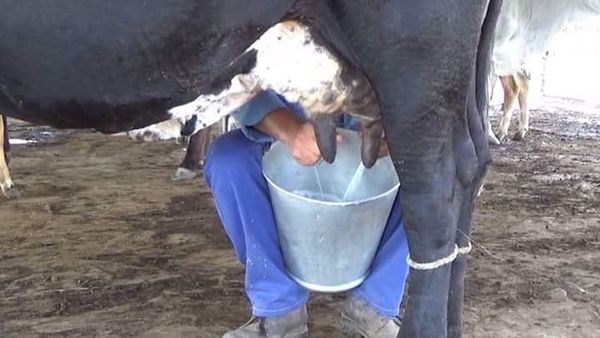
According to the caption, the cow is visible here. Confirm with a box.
[496,68,531,142]
[0,1,502,336]
[0,114,16,198]
[173,128,212,180]
[125,116,231,181]
[488,0,600,143]
[172,118,235,181]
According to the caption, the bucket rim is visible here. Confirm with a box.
[288,272,368,292]
[262,162,400,207]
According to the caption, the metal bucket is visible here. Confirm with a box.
[262,129,400,292]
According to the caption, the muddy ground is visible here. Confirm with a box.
[1,97,599,337]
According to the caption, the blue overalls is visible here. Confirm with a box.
[204,89,409,318]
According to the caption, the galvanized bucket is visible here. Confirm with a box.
[262,129,400,292]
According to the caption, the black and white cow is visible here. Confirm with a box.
[0,1,502,336]
[131,21,381,180]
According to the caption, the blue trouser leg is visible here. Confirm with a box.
[353,195,410,317]
[204,130,309,317]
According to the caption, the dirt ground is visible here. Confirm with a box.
[1,97,599,337]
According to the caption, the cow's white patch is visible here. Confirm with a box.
[168,21,378,135]
[8,138,36,145]
[126,118,184,142]
[168,73,262,132]
[244,21,349,114]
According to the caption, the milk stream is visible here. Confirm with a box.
[313,166,325,200]
[291,163,366,202]
[342,163,365,201]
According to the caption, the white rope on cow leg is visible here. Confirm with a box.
[406,245,459,271]
[457,241,472,255]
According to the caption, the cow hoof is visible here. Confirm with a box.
[171,167,200,181]
[512,131,525,141]
[477,184,485,197]
[487,133,501,145]
[1,181,20,199]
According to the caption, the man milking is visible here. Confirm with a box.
[204,89,409,337]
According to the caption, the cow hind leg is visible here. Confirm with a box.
[373,33,483,338]
[323,1,497,336]
[446,0,499,331]
[447,87,491,337]
[0,115,18,199]
[513,71,530,141]
[487,119,501,145]
[446,179,483,338]
[394,110,487,337]
[497,75,519,142]
[172,127,213,181]
[2,114,10,163]
[486,73,501,145]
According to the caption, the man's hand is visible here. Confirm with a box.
[281,121,322,166]
[256,106,388,166]
[256,108,322,166]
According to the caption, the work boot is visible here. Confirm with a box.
[340,296,401,338]
[222,306,308,338]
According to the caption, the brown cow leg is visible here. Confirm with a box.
[171,128,212,181]
[2,114,10,163]
[1,114,19,198]
[513,71,531,141]
[497,74,519,142]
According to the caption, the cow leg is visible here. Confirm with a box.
[172,127,212,181]
[486,75,501,145]
[326,1,493,336]
[0,114,18,199]
[487,119,501,145]
[513,72,530,141]
[2,114,10,162]
[446,178,485,337]
[394,104,490,338]
[447,83,491,336]
[497,75,519,142]
[446,0,500,332]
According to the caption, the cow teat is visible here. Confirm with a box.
[312,115,338,164]
[311,114,384,168]
[360,119,384,169]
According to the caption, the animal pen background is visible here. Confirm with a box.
[491,20,600,105]
[1,19,600,338]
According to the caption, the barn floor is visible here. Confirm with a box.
[1,98,599,338]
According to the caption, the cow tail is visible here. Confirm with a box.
[476,0,503,117]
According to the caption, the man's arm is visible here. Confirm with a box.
[231,90,386,166]
[229,89,322,166]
